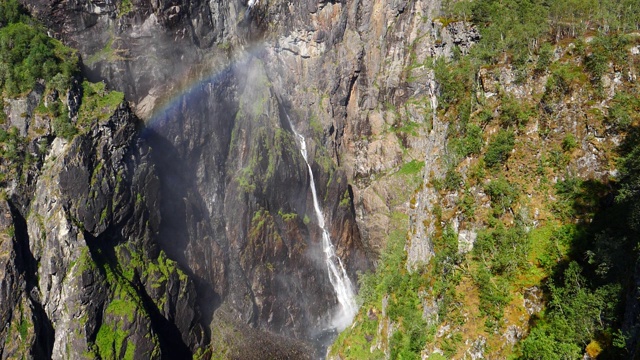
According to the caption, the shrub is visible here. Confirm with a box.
[458,191,476,219]
[474,265,510,324]
[606,91,639,131]
[561,134,578,152]
[453,123,484,158]
[434,56,475,109]
[545,63,586,98]
[535,42,554,74]
[469,0,548,65]
[484,129,515,168]
[77,81,124,126]
[398,160,425,176]
[0,0,26,27]
[476,109,493,126]
[584,46,608,92]
[484,177,518,215]
[443,168,463,191]
[499,96,532,128]
[53,115,77,140]
[474,221,529,275]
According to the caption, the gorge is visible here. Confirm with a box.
[1,0,640,359]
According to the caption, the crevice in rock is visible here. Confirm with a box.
[7,200,55,359]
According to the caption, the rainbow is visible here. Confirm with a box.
[141,42,267,134]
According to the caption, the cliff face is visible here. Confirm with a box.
[19,0,463,258]
[4,0,481,355]
[0,81,205,357]
[5,0,640,358]
[12,0,384,354]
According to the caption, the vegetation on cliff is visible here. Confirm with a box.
[0,0,78,96]
[333,0,640,358]
[0,0,125,186]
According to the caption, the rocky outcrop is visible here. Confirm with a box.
[1,85,205,358]
[28,103,204,358]
[143,53,371,346]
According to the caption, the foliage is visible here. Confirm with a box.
[0,0,26,27]
[431,226,463,318]
[0,0,117,144]
[451,123,483,158]
[520,127,640,358]
[484,129,515,169]
[339,189,351,208]
[397,160,425,176]
[499,96,533,129]
[118,0,134,17]
[474,221,529,278]
[465,0,548,65]
[390,0,640,358]
[544,62,586,99]
[484,177,518,215]
[535,42,554,74]
[606,91,640,132]
[473,221,529,326]
[552,177,606,220]
[53,112,77,139]
[336,212,433,359]
[434,56,475,110]
[458,190,476,219]
[78,81,124,126]
[561,134,578,152]
[617,128,640,203]
[442,167,463,191]
[0,126,29,186]
[95,320,136,360]
[520,261,624,359]
[0,19,78,96]
[277,209,297,222]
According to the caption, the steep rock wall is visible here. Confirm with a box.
[0,79,204,357]
[14,0,483,355]
[19,0,377,348]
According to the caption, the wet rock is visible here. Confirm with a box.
[14,0,490,355]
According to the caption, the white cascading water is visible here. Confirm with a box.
[287,117,358,331]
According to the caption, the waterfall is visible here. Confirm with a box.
[287,117,358,331]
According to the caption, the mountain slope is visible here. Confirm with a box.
[2,0,640,358]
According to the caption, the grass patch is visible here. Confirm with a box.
[397,160,425,176]
[77,81,124,127]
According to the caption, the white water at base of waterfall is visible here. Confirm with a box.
[287,117,358,332]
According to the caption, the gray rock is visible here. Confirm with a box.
[524,286,543,315]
